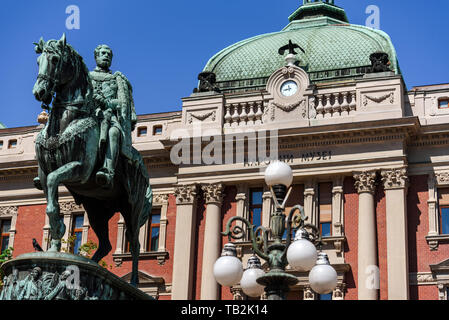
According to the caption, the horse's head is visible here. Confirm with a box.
[32,34,77,106]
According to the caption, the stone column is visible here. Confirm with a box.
[114,214,126,254]
[262,187,272,229]
[42,215,51,251]
[353,170,378,300]
[171,184,198,300]
[81,213,89,246]
[427,174,439,237]
[332,177,344,237]
[200,183,224,300]
[62,212,72,252]
[381,168,410,300]
[235,184,248,241]
[304,180,318,226]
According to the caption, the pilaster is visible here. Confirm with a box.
[381,167,409,300]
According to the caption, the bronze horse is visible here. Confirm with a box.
[32,34,152,286]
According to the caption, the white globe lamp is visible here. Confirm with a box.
[240,256,266,298]
[286,229,318,272]
[213,243,243,287]
[264,161,293,188]
[309,252,338,295]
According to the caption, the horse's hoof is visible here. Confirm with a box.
[33,177,43,191]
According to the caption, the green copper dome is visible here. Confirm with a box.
[203,1,400,92]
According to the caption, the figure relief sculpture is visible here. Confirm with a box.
[17,267,43,300]
[31,34,152,286]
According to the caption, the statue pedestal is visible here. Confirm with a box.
[0,252,152,300]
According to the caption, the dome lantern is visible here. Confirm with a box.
[289,0,348,23]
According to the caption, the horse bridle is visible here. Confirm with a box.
[37,50,65,111]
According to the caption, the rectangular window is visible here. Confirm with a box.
[439,99,449,109]
[440,207,449,235]
[0,141,3,149]
[1,219,11,253]
[147,209,161,252]
[8,140,17,149]
[438,189,449,235]
[319,182,333,238]
[153,125,163,135]
[249,188,263,232]
[137,127,147,137]
[71,215,84,254]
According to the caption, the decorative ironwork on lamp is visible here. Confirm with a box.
[213,161,338,300]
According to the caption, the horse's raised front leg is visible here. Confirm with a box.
[46,161,83,252]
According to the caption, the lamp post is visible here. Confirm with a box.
[213,161,338,300]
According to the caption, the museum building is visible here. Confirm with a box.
[1,0,449,300]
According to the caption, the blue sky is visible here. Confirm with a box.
[0,0,448,128]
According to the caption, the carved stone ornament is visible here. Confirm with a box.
[363,92,394,106]
[174,184,198,205]
[271,99,306,118]
[153,194,169,205]
[202,183,224,204]
[353,171,377,194]
[59,201,83,214]
[189,111,216,124]
[230,287,244,300]
[381,168,409,190]
[303,286,315,300]
[0,206,18,217]
[281,66,296,75]
[435,172,449,186]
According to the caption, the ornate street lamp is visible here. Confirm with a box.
[213,161,338,300]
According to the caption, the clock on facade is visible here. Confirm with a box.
[280,80,298,97]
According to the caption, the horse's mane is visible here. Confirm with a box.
[45,40,93,105]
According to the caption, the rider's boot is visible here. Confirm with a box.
[33,177,43,190]
[96,168,114,190]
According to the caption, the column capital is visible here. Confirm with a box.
[202,183,225,205]
[174,184,198,205]
[381,168,409,190]
[353,170,377,194]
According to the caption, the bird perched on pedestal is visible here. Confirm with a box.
[32,238,43,252]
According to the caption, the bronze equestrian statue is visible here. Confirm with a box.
[32,34,152,286]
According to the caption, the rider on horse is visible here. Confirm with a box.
[90,44,137,189]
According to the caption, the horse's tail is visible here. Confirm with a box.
[139,184,153,229]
